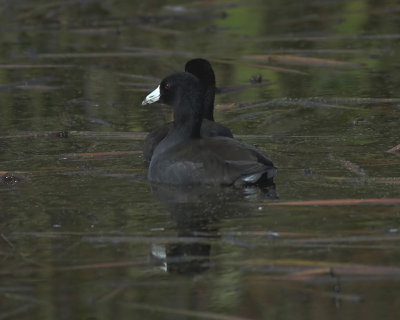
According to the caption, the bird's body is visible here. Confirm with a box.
[142,71,277,186]
[149,136,276,186]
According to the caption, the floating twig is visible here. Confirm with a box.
[61,150,141,159]
[118,301,253,320]
[243,54,361,68]
[0,64,73,69]
[329,154,366,177]
[0,76,54,92]
[263,198,400,206]
[0,131,148,140]
[387,144,400,154]
[0,234,14,249]
[209,58,308,75]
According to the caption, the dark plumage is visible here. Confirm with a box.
[142,59,232,165]
[142,72,277,186]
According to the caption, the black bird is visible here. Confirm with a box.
[142,58,232,165]
[142,72,277,186]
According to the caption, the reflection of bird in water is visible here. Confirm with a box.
[151,240,212,275]
[149,184,219,275]
[148,182,277,275]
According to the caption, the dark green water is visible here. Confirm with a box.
[1,1,400,319]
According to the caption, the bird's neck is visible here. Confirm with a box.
[203,85,215,121]
[153,93,203,157]
[172,92,204,139]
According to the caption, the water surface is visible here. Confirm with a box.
[1,1,400,319]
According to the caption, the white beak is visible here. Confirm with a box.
[142,85,160,106]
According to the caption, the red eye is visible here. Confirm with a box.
[164,83,171,90]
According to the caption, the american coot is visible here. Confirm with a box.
[142,72,277,186]
[142,58,232,165]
